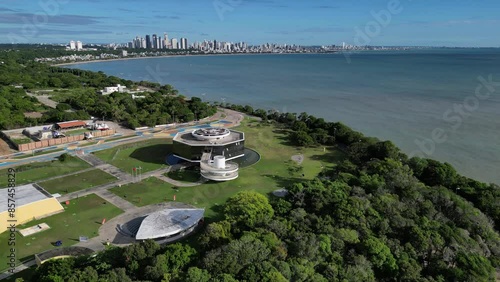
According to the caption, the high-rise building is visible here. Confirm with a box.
[141,37,146,49]
[163,33,169,49]
[69,40,76,50]
[145,35,151,49]
[134,36,140,49]
[180,38,188,49]
[171,38,178,49]
[152,34,158,49]
[76,41,83,51]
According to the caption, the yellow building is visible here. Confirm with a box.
[1,184,64,233]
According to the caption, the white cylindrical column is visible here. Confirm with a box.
[213,155,226,169]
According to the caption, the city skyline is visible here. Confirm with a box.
[0,0,499,47]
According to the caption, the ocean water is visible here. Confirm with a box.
[68,49,500,184]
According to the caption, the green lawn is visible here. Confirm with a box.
[0,194,123,272]
[11,138,33,145]
[109,177,172,207]
[0,156,91,188]
[93,138,171,174]
[167,168,201,183]
[109,118,345,219]
[64,128,90,136]
[38,169,117,195]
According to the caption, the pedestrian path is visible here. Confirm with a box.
[77,153,107,166]
[95,189,136,211]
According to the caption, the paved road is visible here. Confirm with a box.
[26,92,57,108]
[94,189,136,211]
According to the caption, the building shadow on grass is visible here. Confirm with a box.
[129,144,172,164]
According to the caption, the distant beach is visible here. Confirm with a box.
[54,54,196,66]
[53,52,309,67]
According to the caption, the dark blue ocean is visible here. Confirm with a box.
[68,49,500,184]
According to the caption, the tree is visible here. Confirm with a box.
[163,243,196,271]
[290,131,314,147]
[56,103,71,111]
[362,236,398,275]
[265,270,288,282]
[199,220,232,248]
[341,255,376,282]
[203,234,271,275]
[420,159,457,187]
[368,141,400,161]
[184,267,212,282]
[224,191,274,230]
[292,121,308,132]
[34,258,75,282]
[58,153,69,162]
[453,251,495,281]
[101,268,132,282]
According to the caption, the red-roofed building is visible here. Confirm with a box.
[55,120,87,130]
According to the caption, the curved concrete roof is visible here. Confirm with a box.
[135,208,204,240]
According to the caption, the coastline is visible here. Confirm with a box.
[52,52,322,67]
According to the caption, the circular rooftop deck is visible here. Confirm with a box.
[192,127,230,141]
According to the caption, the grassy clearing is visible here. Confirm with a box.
[0,194,123,272]
[64,128,90,136]
[38,169,117,195]
[93,138,171,174]
[110,118,345,219]
[109,177,171,207]
[11,138,33,145]
[0,156,91,187]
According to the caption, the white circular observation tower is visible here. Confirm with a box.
[200,155,239,181]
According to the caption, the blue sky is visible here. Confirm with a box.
[0,0,499,46]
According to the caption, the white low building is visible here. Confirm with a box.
[101,84,127,95]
